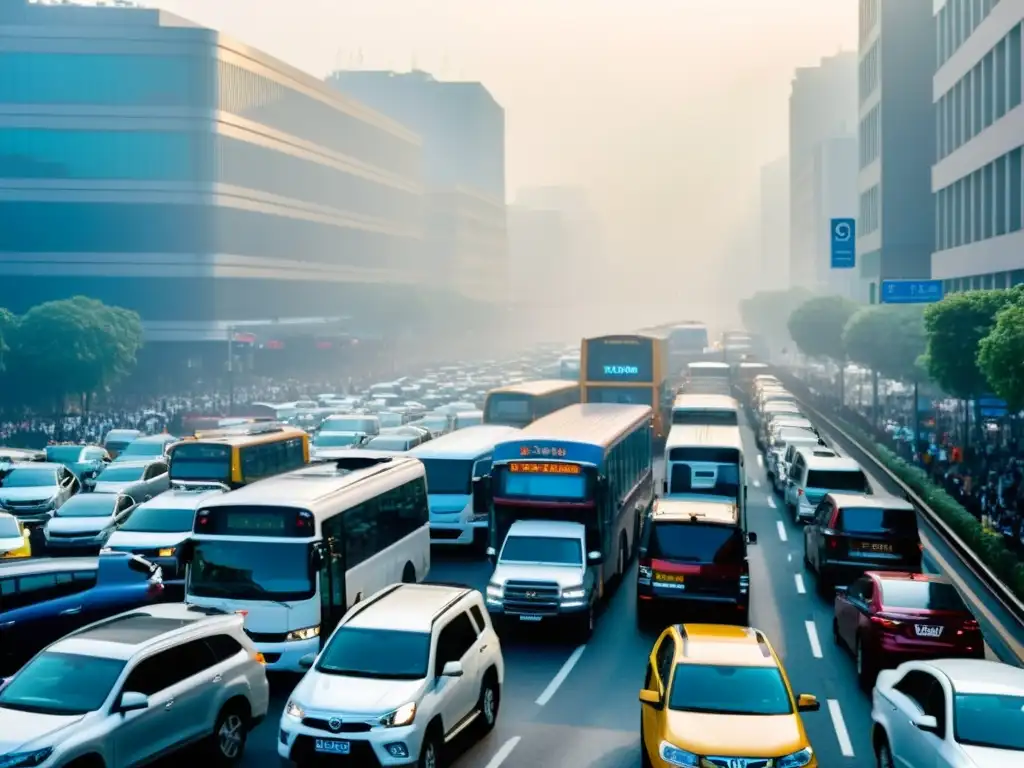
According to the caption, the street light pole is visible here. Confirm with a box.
[226,326,234,416]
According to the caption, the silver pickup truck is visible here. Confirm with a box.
[485,518,601,641]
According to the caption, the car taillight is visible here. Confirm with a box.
[825,534,838,550]
[959,619,980,633]
[871,615,903,629]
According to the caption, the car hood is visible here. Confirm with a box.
[46,515,113,535]
[92,481,133,493]
[295,671,425,716]
[428,495,470,514]
[107,530,189,549]
[0,487,56,502]
[189,598,291,633]
[0,535,25,553]
[961,744,1024,766]
[0,709,86,753]
[492,561,583,588]
[665,711,805,757]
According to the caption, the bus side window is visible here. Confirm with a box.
[241,445,264,482]
[344,498,379,567]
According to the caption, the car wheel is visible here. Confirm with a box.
[640,719,653,768]
[418,726,441,768]
[832,618,842,647]
[876,737,895,768]
[578,604,594,642]
[856,637,876,690]
[211,704,249,762]
[478,672,500,734]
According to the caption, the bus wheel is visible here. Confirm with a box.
[402,563,416,583]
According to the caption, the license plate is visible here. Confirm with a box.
[314,739,351,754]
[519,615,542,622]
[856,541,894,554]
[915,625,943,638]
[655,573,685,583]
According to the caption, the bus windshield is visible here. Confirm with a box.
[672,411,738,426]
[585,386,653,405]
[189,539,314,602]
[170,443,231,482]
[484,394,533,427]
[419,459,474,495]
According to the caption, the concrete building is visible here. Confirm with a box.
[931,0,1023,292]
[789,52,858,293]
[0,0,457,376]
[814,136,862,297]
[327,70,507,303]
[857,0,936,300]
[758,155,790,290]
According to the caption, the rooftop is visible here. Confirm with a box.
[346,584,468,632]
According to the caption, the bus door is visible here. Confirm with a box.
[316,537,347,643]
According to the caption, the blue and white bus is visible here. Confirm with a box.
[486,403,654,595]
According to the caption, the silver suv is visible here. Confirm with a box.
[0,602,270,766]
[280,583,504,767]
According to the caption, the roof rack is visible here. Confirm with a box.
[194,422,287,439]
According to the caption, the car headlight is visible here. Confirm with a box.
[777,747,814,768]
[157,547,176,557]
[285,625,320,642]
[486,583,503,599]
[658,741,699,767]
[0,748,54,768]
[284,700,305,721]
[379,701,416,728]
[561,585,586,600]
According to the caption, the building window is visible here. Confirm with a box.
[0,52,206,107]
[1011,148,1023,233]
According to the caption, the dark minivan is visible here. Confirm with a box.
[803,492,921,591]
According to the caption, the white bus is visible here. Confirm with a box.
[670,394,741,427]
[182,454,430,672]
[682,361,732,394]
[663,424,747,530]
[408,425,521,547]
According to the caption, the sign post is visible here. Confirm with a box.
[880,279,944,304]
[830,218,856,269]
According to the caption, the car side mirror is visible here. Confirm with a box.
[796,693,820,712]
[746,531,757,545]
[485,546,497,565]
[117,691,150,714]
[912,714,938,733]
[441,661,463,677]
[638,689,661,706]
[587,550,603,564]
[298,654,315,670]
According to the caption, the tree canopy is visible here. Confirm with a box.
[978,302,1024,409]
[739,287,814,347]
[923,289,1017,400]
[0,308,13,373]
[787,294,859,362]
[843,304,928,382]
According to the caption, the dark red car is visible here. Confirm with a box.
[833,571,983,687]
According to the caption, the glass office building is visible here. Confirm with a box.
[0,0,432,357]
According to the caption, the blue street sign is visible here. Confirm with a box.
[830,218,856,268]
[880,279,944,304]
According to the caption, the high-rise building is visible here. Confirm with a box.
[789,52,858,293]
[505,203,572,345]
[0,0,437,370]
[814,135,862,297]
[931,0,1023,293]
[327,70,507,304]
[857,0,936,299]
[758,155,790,290]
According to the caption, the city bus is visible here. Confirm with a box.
[182,454,430,671]
[167,422,309,489]
[580,332,671,438]
[482,380,580,428]
[667,321,710,372]
[663,424,747,530]
[682,361,733,395]
[484,403,654,596]
[408,425,521,547]
[670,394,741,427]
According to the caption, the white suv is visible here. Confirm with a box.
[280,583,504,767]
[0,602,270,767]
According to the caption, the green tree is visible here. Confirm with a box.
[0,308,14,372]
[788,294,860,402]
[978,303,1024,410]
[738,287,814,350]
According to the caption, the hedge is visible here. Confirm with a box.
[785,374,1024,603]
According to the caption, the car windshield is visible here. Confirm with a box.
[45,446,83,462]
[317,627,430,679]
[837,507,916,534]
[189,540,314,601]
[668,664,793,715]
[955,693,1024,750]
[806,469,870,493]
[501,535,582,565]
[118,441,167,459]
[314,433,362,447]
[419,458,474,495]
[55,495,117,517]
[0,468,57,487]
[0,652,125,715]
[118,505,195,532]
[97,465,146,482]
[0,516,20,537]
[879,580,967,611]
[647,522,743,564]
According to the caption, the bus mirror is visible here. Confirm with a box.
[309,545,324,570]
[178,539,195,563]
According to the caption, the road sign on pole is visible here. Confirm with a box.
[830,218,856,269]
[880,279,944,304]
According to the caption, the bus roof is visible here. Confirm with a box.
[195,455,424,512]
[584,331,667,342]
[688,361,730,370]
[493,403,651,464]
[665,424,743,451]
[179,425,307,447]
[671,394,740,411]
[485,380,578,397]
[408,425,522,460]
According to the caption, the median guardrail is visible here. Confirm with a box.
[776,371,1024,663]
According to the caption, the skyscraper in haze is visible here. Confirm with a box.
[758,156,790,291]
[788,52,858,295]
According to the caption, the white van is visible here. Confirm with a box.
[408,425,521,547]
[664,424,747,528]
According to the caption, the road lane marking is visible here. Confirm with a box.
[753,479,760,488]
[827,699,855,757]
[483,737,522,768]
[794,573,806,594]
[756,455,763,468]
[787,553,793,562]
[776,521,787,541]
[767,496,776,509]
[804,620,822,658]
[535,644,586,706]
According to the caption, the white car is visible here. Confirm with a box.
[280,583,504,767]
[871,658,1024,767]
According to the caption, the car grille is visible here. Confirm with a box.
[302,717,373,733]
[243,629,288,643]
[502,580,560,615]
[289,735,380,766]
[47,530,100,539]
[704,758,773,768]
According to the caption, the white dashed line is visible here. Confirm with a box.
[767,496,776,509]
[776,521,787,541]
[805,620,823,658]
[794,573,806,594]
[756,454,763,468]
[787,553,793,562]
[827,699,855,757]
[483,737,522,768]
[535,644,586,706]
[753,479,761,488]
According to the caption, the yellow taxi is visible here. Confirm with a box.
[0,511,31,559]
[639,624,819,767]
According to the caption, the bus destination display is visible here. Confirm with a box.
[194,506,312,536]
[585,337,653,382]
[509,462,581,475]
